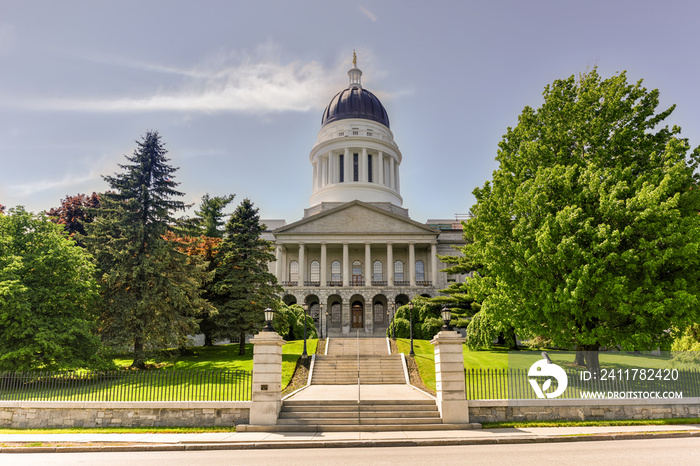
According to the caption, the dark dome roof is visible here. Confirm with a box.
[321,87,390,128]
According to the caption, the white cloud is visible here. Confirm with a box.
[358,5,378,22]
[11,51,345,114]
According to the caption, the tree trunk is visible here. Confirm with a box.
[131,334,146,369]
[238,331,246,356]
[204,332,213,347]
[507,327,518,350]
[583,344,600,373]
[574,346,586,366]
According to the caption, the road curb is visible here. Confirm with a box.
[1,430,699,453]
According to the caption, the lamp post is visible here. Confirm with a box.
[263,308,275,332]
[440,307,453,331]
[325,309,329,340]
[302,303,308,358]
[409,301,415,357]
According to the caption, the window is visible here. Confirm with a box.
[373,302,384,323]
[331,260,341,282]
[331,302,341,323]
[310,303,320,320]
[367,154,373,182]
[373,260,383,282]
[339,154,344,182]
[415,260,425,281]
[352,260,362,285]
[394,260,404,282]
[353,153,359,181]
[310,261,320,282]
[289,260,299,282]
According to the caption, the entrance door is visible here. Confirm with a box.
[351,302,364,328]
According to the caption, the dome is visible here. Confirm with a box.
[321,87,390,128]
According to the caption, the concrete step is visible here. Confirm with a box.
[237,424,480,432]
[282,400,436,407]
[279,411,439,419]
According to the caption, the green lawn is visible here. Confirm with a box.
[1,340,316,402]
[393,339,688,396]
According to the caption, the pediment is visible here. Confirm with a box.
[274,201,438,237]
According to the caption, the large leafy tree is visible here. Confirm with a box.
[47,192,101,241]
[210,198,281,355]
[85,131,213,368]
[453,69,700,369]
[0,207,108,370]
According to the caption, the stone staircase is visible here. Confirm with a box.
[311,354,406,384]
[273,399,455,432]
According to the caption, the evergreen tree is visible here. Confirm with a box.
[183,193,235,346]
[211,198,281,355]
[85,131,213,368]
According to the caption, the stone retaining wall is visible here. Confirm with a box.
[468,398,700,423]
[0,401,250,428]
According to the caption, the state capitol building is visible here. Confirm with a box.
[263,55,466,336]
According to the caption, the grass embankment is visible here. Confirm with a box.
[1,340,317,402]
[393,339,688,393]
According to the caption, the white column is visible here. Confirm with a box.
[365,243,371,286]
[320,242,327,286]
[395,164,400,193]
[312,161,318,190]
[409,242,416,287]
[298,244,305,285]
[329,152,335,184]
[281,247,287,282]
[342,242,350,287]
[431,243,438,286]
[378,151,384,186]
[387,242,394,287]
[361,148,368,182]
[275,245,283,282]
[389,157,396,190]
[344,148,350,183]
[322,156,328,186]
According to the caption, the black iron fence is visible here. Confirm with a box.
[0,370,252,402]
[465,368,700,400]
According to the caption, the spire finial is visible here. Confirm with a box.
[348,50,362,88]
[353,50,357,67]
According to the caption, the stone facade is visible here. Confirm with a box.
[468,398,700,423]
[0,402,250,428]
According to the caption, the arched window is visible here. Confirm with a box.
[352,260,362,285]
[331,302,341,323]
[289,260,299,283]
[415,260,425,282]
[310,260,320,283]
[331,260,341,283]
[373,260,383,283]
[394,260,404,282]
[373,302,384,323]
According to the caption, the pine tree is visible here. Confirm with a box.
[210,198,281,355]
[85,131,214,368]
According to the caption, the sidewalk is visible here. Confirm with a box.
[1,424,699,453]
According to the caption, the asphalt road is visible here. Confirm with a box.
[2,437,699,465]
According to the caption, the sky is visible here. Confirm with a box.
[1,0,699,223]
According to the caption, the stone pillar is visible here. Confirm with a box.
[430,331,469,424]
[312,161,318,190]
[281,247,287,283]
[342,301,350,334]
[275,245,283,282]
[365,243,371,286]
[361,148,368,182]
[409,242,416,287]
[298,243,306,286]
[329,151,335,184]
[389,157,396,189]
[380,157,384,185]
[342,242,349,287]
[249,330,286,425]
[431,243,438,286]
[387,242,394,287]
[320,242,327,286]
[344,148,351,183]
